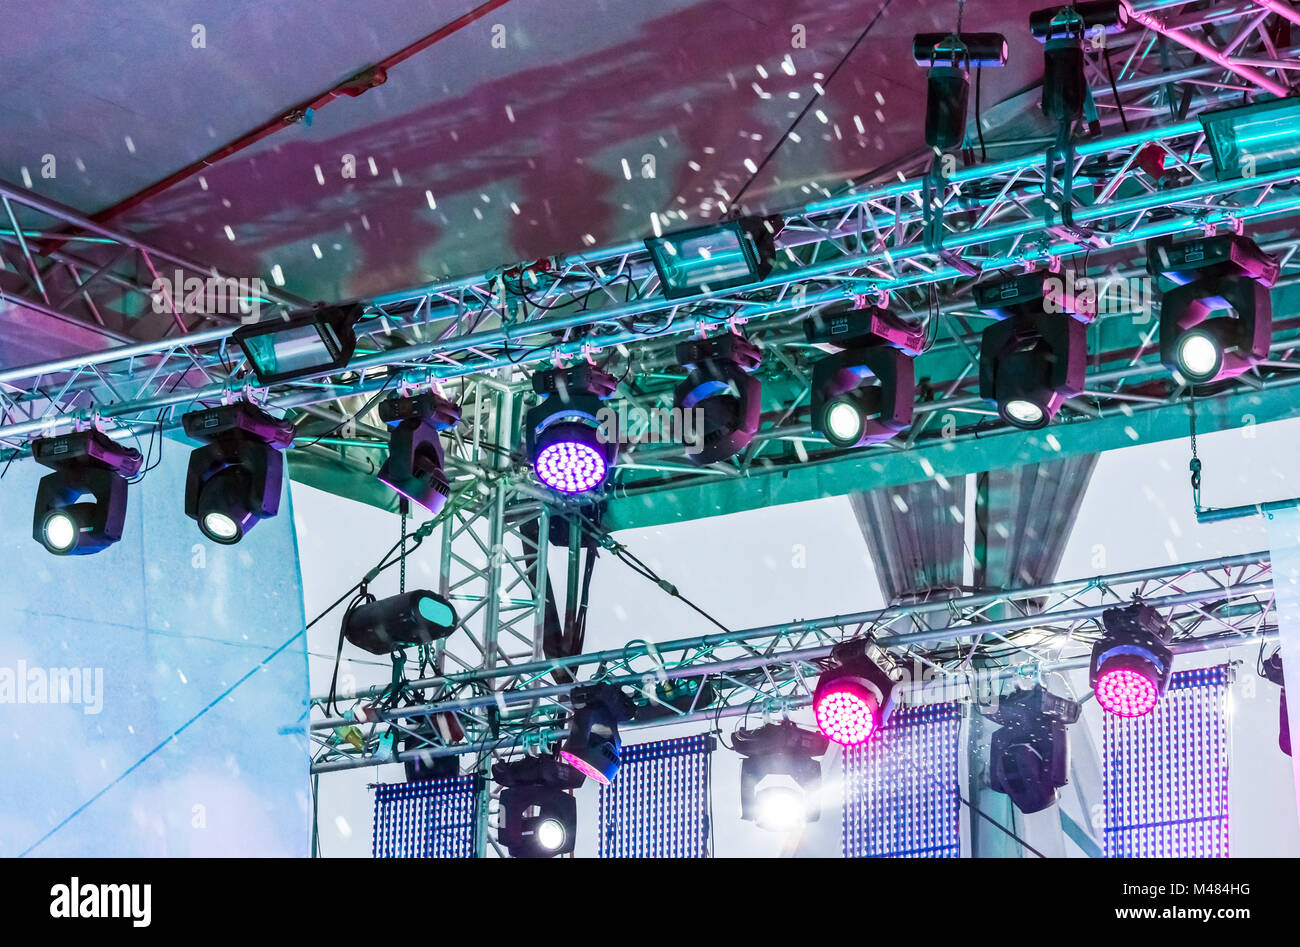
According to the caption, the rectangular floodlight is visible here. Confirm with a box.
[645,217,777,298]
[233,302,363,385]
[1200,96,1300,181]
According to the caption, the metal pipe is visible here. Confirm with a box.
[1126,4,1292,97]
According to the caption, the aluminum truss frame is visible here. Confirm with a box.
[3,1,1299,474]
[308,549,1277,774]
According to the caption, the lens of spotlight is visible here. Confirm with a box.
[814,680,880,746]
[1003,398,1046,427]
[824,398,865,446]
[202,511,241,543]
[40,509,80,554]
[535,817,567,852]
[196,470,256,544]
[755,786,807,832]
[534,422,609,494]
[1095,665,1160,717]
[1175,330,1222,382]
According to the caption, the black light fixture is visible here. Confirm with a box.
[31,429,143,556]
[1091,602,1174,718]
[376,390,461,515]
[673,333,762,465]
[525,364,618,495]
[342,589,459,655]
[988,685,1081,814]
[977,271,1088,429]
[812,640,898,747]
[912,32,1009,150]
[560,683,636,785]
[734,720,829,832]
[645,216,780,298]
[182,402,295,544]
[232,302,363,385]
[804,301,922,449]
[1262,651,1291,758]
[493,756,585,858]
[1148,234,1279,385]
[1030,1,1128,125]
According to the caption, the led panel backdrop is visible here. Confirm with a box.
[598,734,712,857]
[1103,665,1230,858]
[843,702,962,858]
[372,775,479,858]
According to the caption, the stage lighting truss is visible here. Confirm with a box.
[232,302,363,385]
[309,550,1276,780]
[1091,601,1175,718]
[31,429,143,556]
[976,270,1090,429]
[673,332,763,464]
[645,216,780,298]
[813,640,899,747]
[912,32,1008,151]
[376,390,461,515]
[987,685,1081,814]
[734,720,829,832]
[1149,234,1280,386]
[804,301,923,449]
[182,402,295,544]
[525,364,618,494]
[342,589,459,656]
[560,682,637,784]
[492,755,584,858]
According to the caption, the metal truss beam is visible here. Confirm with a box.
[308,549,1276,773]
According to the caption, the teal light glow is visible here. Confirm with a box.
[1200,96,1300,181]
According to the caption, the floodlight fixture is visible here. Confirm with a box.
[1090,601,1174,718]
[1199,95,1300,181]
[813,640,897,747]
[182,402,295,544]
[493,756,585,858]
[976,272,1088,429]
[376,390,461,514]
[645,216,781,298]
[1148,234,1279,385]
[673,333,763,464]
[734,720,829,831]
[988,685,1081,814]
[342,589,459,655]
[31,429,143,556]
[560,683,636,784]
[232,302,364,385]
[804,301,921,449]
[525,365,618,494]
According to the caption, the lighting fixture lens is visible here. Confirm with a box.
[1004,399,1045,426]
[1200,96,1300,181]
[560,749,613,785]
[825,399,865,445]
[535,439,608,494]
[41,510,78,554]
[815,683,879,746]
[1176,330,1221,381]
[1096,666,1160,717]
[755,786,807,832]
[536,817,567,852]
[202,511,241,542]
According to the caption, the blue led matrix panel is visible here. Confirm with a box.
[1104,665,1229,858]
[372,775,479,858]
[842,702,962,858]
[598,734,712,857]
